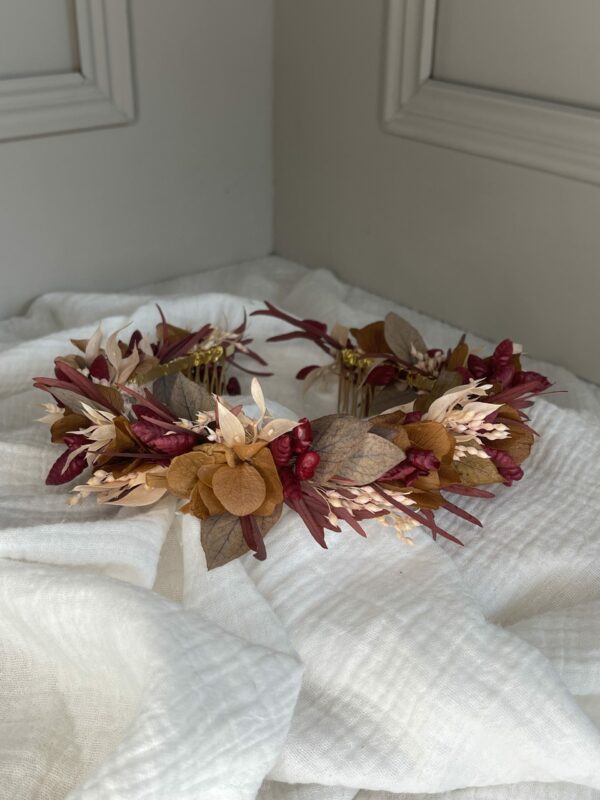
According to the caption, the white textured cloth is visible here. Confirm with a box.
[0,256,599,799]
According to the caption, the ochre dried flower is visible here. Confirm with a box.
[167,441,283,520]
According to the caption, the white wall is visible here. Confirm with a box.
[0,0,273,318]
[274,0,600,383]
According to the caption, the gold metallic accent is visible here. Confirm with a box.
[132,346,228,392]
[336,349,375,418]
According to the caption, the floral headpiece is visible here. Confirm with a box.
[34,306,551,569]
[252,303,551,418]
[55,305,269,395]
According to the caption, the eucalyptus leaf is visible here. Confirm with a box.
[369,385,417,415]
[455,455,503,486]
[152,373,213,420]
[383,313,427,362]
[310,414,372,482]
[200,505,282,570]
[49,388,107,417]
[334,432,404,485]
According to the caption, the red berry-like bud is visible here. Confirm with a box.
[269,433,293,466]
[292,418,313,453]
[295,450,320,481]
[226,376,241,395]
[366,364,396,386]
[278,466,303,500]
[407,447,440,473]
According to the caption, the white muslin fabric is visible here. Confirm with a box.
[0,256,599,799]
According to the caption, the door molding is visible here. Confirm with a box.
[382,0,600,184]
[0,0,134,142]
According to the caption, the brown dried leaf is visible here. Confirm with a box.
[383,313,427,362]
[414,369,463,413]
[211,463,266,516]
[70,338,89,354]
[201,506,282,570]
[491,420,534,464]
[97,384,124,413]
[310,414,372,482]
[455,455,503,486]
[405,421,455,460]
[334,432,404,485]
[50,413,88,443]
[350,321,388,354]
[369,385,417,415]
[153,373,213,420]
[156,321,190,342]
[447,342,469,371]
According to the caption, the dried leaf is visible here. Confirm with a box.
[212,463,266,516]
[447,342,469,371]
[350,321,388,354]
[310,414,372,482]
[455,455,503,486]
[250,377,266,420]
[50,388,108,418]
[201,505,282,570]
[50,413,89,443]
[46,448,89,485]
[432,369,464,398]
[334,432,404,485]
[331,323,349,346]
[96,384,125,413]
[153,373,213,420]
[108,485,168,507]
[404,421,455,460]
[217,402,246,446]
[491,420,534,464]
[70,337,89,354]
[383,313,427,362]
[84,326,104,364]
[258,417,298,442]
[369,385,417,415]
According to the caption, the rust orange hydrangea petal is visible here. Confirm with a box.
[211,462,267,516]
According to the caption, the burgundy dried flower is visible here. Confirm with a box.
[292,418,313,453]
[408,448,440,473]
[278,466,303,500]
[366,364,396,386]
[486,447,524,486]
[513,371,551,393]
[466,354,488,379]
[380,447,439,486]
[89,355,110,381]
[493,339,514,369]
[130,420,196,456]
[270,433,294,466]
[296,450,321,481]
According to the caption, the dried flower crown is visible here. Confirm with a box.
[34,305,551,570]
